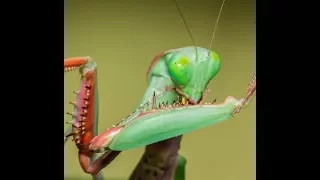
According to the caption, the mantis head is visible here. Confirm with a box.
[166,46,221,104]
[148,46,221,105]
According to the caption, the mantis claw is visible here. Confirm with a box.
[232,73,256,116]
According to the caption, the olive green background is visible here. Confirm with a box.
[64,0,255,179]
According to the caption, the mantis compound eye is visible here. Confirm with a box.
[167,55,193,86]
[207,51,221,80]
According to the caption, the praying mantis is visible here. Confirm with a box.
[64,0,255,179]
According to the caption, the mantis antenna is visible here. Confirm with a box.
[173,0,199,60]
[208,0,227,56]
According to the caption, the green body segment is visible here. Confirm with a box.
[118,76,179,127]
[109,97,243,151]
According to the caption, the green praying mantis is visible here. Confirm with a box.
[64,0,256,179]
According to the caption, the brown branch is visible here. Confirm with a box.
[129,136,183,180]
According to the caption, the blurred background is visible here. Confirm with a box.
[64,0,255,179]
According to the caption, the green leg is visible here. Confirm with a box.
[174,155,187,180]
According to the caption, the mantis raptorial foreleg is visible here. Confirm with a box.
[64,57,110,179]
